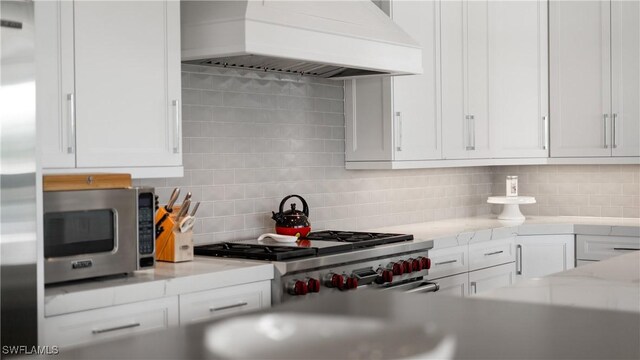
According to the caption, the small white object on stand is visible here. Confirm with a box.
[487,196,536,221]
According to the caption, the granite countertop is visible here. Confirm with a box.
[44,257,274,316]
[479,251,640,312]
[372,215,640,248]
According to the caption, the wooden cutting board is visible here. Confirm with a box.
[43,173,132,191]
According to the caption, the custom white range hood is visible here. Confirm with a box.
[181,0,422,79]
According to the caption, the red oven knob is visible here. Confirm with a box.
[410,258,422,272]
[287,279,308,296]
[390,262,404,276]
[346,276,358,290]
[376,269,394,284]
[402,260,413,273]
[307,278,321,293]
[418,256,431,270]
[324,273,345,290]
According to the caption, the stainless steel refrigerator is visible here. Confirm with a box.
[1,0,39,347]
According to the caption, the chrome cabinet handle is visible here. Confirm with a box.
[395,111,403,152]
[209,301,248,312]
[435,259,458,266]
[405,282,440,294]
[516,244,523,275]
[484,250,504,256]
[465,115,475,151]
[542,116,549,150]
[67,93,76,154]
[603,114,609,149]
[173,99,181,153]
[470,281,477,294]
[613,247,640,251]
[612,113,617,148]
[92,322,140,334]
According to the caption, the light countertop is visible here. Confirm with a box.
[44,258,274,316]
[479,251,640,312]
[372,215,639,249]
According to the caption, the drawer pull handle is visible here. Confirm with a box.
[613,247,640,251]
[210,302,248,312]
[180,245,190,250]
[470,281,477,295]
[434,259,457,266]
[484,250,504,256]
[92,322,141,334]
[516,245,523,275]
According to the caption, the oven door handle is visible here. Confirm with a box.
[405,281,440,294]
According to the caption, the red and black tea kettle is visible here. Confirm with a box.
[271,195,311,238]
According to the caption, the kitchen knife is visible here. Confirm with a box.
[176,199,191,220]
[165,188,180,212]
[190,202,200,217]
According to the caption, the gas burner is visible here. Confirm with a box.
[305,230,413,247]
[194,243,316,261]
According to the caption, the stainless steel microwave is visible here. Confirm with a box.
[43,187,155,284]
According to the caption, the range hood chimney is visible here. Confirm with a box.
[181,0,422,79]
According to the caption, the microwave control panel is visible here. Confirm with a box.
[137,192,155,261]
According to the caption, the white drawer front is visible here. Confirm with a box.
[469,237,516,271]
[44,296,178,348]
[426,246,468,280]
[179,281,270,326]
[577,235,640,261]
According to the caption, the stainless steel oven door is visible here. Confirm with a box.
[380,279,440,294]
[43,189,137,283]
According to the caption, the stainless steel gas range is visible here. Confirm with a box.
[195,231,437,304]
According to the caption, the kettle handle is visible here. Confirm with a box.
[278,194,309,217]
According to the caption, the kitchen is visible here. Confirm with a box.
[1,0,639,358]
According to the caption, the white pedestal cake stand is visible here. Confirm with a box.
[487,196,536,221]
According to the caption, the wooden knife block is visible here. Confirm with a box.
[155,206,194,263]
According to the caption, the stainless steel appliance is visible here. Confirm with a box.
[43,187,156,284]
[195,231,437,304]
[1,0,38,347]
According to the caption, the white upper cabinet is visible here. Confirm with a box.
[345,0,440,163]
[488,1,549,158]
[36,1,183,178]
[611,0,640,157]
[442,0,548,160]
[550,0,639,159]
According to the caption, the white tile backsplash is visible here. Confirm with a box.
[136,65,640,245]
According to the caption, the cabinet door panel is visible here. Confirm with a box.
[391,0,440,161]
[611,0,640,157]
[74,1,181,167]
[515,235,575,281]
[441,0,467,159]
[550,0,611,157]
[465,0,491,159]
[469,262,515,296]
[489,0,548,158]
[36,0,76,168]
[431,273,469,297]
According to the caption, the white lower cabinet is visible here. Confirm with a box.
[43,296,179,348]
[468,262,516,296]
[468,237,516,272]
[179,281,271,326]
[515,235,575,281]
[576,235,640,262]
[432,273,469,297]
[426,245,468,280]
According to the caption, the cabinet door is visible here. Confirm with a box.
[179,281,270,326]
[391,0,440,161]
[611,0,640,157]
[550,0,612,157]
[440,0,467,159]
[576,235,640,261]
[441,0,490,159]
[431,273,469,297]
[468,262,516,296]
[515,235,575,281]
[489,0,549,158]
[43,296,178,348]
[73,1,182,168]
[35,0,76,168]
